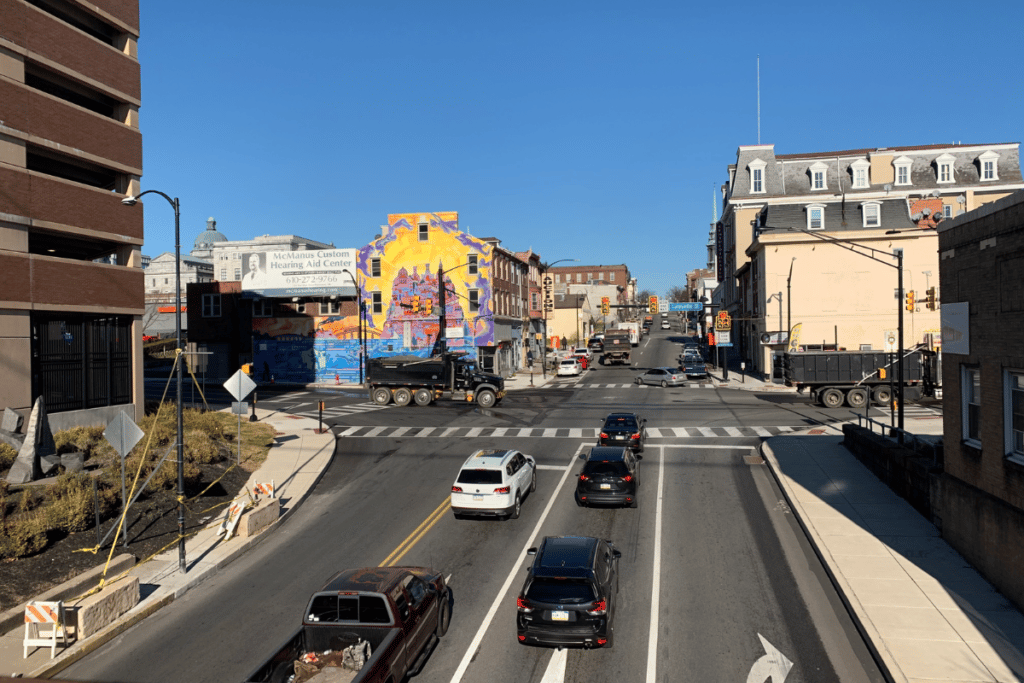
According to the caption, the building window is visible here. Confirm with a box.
[979,151,999,181]
[810,161,829,190]
[321,301,340,315]
[372,292,382,314]
[806,205,825,230]
[220,268,226,280]
[851,159,870,189]
[943,204,952,218]
[1007,371,1024,462]
[371,258,381,277]
[234,268,241,280]
[418,223,428,241]
[576,273,582,283]
[609,272,615,282]
[468,253,478,275]
[862,202,881,228]
[531,292,539,310]
[253,300,273,317]
[202,294,221,318]
[962,367,981,445]
[936,153,956,184]
[749,158,766,194]
[469,289,479,313]
[894,156,912,186]
[598,272,604,281]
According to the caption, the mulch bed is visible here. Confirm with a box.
[0,461,251,612]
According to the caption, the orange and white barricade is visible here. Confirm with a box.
[24,600,66,659]
[253,480,275,499]
[217,498,247,540]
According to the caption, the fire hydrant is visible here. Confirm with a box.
[335,373,340,385]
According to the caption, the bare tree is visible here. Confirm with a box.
[667,286,689,302]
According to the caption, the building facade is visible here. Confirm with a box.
[935,190,1024,611]
[0,0,144,428]
[515,250,544,361]
[718,142,1023,379]
[547,264,634,324]
[482,239,529,375]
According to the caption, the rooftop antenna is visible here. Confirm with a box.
[757,54,761,145]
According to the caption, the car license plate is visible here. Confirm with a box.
[615,435,624,440]
[551,610,569,621]
[473,495,483,501]
[600,483,611,490]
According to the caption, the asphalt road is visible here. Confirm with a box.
[74,329,888,683]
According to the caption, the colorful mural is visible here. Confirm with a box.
[252,317,316,384]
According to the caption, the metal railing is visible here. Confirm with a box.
[853,412,941,465]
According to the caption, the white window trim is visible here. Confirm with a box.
[893,156,913,186]
[851,158,871,189]
[936,153,956,184]
[810,161,829,191]
[418,223,429,241]
[943,204,952,219]
[861,201,881,228]
[962,366,981,447]
[468,253,478,275]
[806,204,826,231]
[748,158,767,194]
[320,301,340,315]
[370,258,381,277]
[1005,369,1024,464]
[979,150,1000,181]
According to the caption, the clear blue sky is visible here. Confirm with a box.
[137,0,1024,297]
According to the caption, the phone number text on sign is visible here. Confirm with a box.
[285,273,339,285]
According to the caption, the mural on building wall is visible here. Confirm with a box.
[252,317,316,384]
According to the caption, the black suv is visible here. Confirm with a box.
[598,412,646,452]
[575,446,639,508]
[516,536,621,648]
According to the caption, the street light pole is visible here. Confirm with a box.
[122,190,185,574]
[895,248,905,434]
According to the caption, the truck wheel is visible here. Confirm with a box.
[476,390,496,408]
[414,388,433,406]
[372,387,392,405]
[821,388,844,408]
[437,591,451,637]
[394,388,412,406]
[873,386,892,406]
[846,387,869,408]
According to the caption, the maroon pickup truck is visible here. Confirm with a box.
[244,566,450,683]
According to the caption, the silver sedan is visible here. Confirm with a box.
[634,367,685,387]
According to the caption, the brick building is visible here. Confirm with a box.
[0,0,144,428]
[547,264,635,324]
[936,190,1024,610]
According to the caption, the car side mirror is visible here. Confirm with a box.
[636,454,643,460]
[527,547,537,555]
[612,550,622,559]
[578,452,587,460]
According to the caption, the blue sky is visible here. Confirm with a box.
[137,0,1024,296]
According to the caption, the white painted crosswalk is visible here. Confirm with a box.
[325,424,803,439]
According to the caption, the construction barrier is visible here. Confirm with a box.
[24,601,66,659]
[253,480,275,499]
[217,498,247,541]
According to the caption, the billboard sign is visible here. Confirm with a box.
[241,249,358,298]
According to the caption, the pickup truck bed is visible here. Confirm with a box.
[244,625,397,683]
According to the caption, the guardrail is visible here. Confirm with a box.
[853,412,941,465]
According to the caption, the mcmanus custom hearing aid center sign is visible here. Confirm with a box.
[240,249,358,297]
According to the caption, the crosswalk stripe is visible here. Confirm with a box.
[568,428,584,439]
[492,428,508,437]
[441,427,459,437]
[752,426,772,437]
[391,427,411,437]
[648,428,664,438]
[777,426,794,432]
[337,426,360,436]
[698,428,716,437]
[364,426,387,437]
[724,427,742,437]
[325,424,807,438]
[417,427,435,437]
[466,428,483,437]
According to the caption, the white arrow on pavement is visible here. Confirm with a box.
[746,633,794,683]
[540,647,566,683]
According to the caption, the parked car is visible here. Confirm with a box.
[451,449,536,520]
[557,358,583,376]
[575,446,640,508]
[683,361,708,379]
[573,347,592,362]
[679,349,703,364]
[516,536,621,648]
[598,413,646,453]
[634,367,684,387]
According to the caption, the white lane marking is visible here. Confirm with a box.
[698,427,716,437]
[364,426,387,437]
[449,444,586,683]
[753,426,772,437]
[646,445,665,683]
[492,428,507,437]
[337,427,360,437]
[466,428,483,437]
[746,633,794,682]
[540,647,567,682]
[725,427,743,437]
[568,428,583,438]
[535,465,565,471]
[778,426,794,432]
[418,427,435,437]
[666,444,756,450]
[441,427,459,437]
[391,427,410,437]
[543,429,558,437]
[647,428,664,438]
[670,427,690,437]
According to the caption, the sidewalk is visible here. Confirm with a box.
[0,407,335,680]
[706,357,797,392]
[763,420,1024,682]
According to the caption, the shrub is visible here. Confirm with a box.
[53,425,107,460]
[184,429,220,465]
[46,471,96,533]
[0,442,17,473]
[0,511,49,559]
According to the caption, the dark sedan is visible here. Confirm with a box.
[575,446,639,508]
[597,412,646,453]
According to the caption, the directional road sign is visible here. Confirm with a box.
[224,369,257,402]
[104,410,144,458]
[668,302,703,312]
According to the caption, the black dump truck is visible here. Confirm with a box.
[367,352,506,408]
[601,329,632,365]
[784,347,941,409]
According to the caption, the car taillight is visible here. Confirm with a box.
[451,486,463,493]
[579,474,589,481]
[517,596,533,613]
[586,599,607,615]
[494,486,510,494]
[623,475,632,482]
[597,637,608,645]
[599,432,608,439]
[631,432,640,440]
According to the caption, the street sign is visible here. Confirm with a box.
[884,329,897,353]
[668,302,703,312]
[717,342,734,347]
[231,401,249,415]
[224,369,257,402]
[104,411,144,458]
[717,330,731,344]
[658,301,668,313]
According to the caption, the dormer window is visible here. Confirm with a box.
[893,156,912,186]
[748,158,767,194]
[806,204,825,230]
[810,161,829,191]
[851,158,870,189]
[936,153,956,184]
[979,150,999,181]
[861,201,881,228]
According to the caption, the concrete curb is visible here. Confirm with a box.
[759,432,898,683]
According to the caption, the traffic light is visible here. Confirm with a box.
[423,298,432,315]
[412,295,420,313]
[601,297,610,315]
[905,290,915,311]
[924,287,937,310]
[708,331,716,346]
[648,295,658,314]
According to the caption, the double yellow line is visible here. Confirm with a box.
[379,496,452,566]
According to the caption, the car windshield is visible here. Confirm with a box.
[526,578,596,604]
[560,359,576,365]
[583,461,629,477]
[457,469,503,484]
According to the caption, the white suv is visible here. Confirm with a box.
[451,449,536,520]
